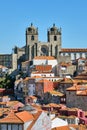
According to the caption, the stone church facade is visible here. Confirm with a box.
[25,23,61,60]
[13,23,87,68]
[14,23,61,61]
[1,23,87,72]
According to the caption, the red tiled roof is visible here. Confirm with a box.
[45,103,61,108]
[60,62,72,67]
[76,90,87,96]
[57,78,74,84]
[37,79,50,82]
[31,75,42,78]
[35,65,52,72]
[52,126,70,130]
[69,124,87,130]
[31,71,53,74]
[23,76,42,81]
[34,56,56,60]
[73,79,87,84]
[6,101,24,108]
[73,72,87,80]
[49,90,64,97]
[52,124,87,130]
[61,48,87,52]
[16,111,34,122]
[66,84,87,91]
[0,111,23,124]
[67,84,87,96]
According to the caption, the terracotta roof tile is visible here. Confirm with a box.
[60,62,72,67]
[31,71,53,75]
[58,78,74,84]
[16,111,34,122]
[37,79,50,82]
[31,75,42,78]
[67,84,87,96]
[35,65,52,72]
[0,111,23,124]
[76,90,87,95]
[52,124,87,130]
[43,103,61,108]
[52,126,70,130]
[34,56,56,60]
[6,101,24,108]
[67,84,87,91]
[69,124,87,130]
[74,75,87,80]
[73,79,87,84]
[61,48,87,52]
[0,102,6,105]
[49,90,64,97]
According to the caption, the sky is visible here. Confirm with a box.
[0,0,87,54]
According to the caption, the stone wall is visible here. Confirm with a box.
[66,91,87,111]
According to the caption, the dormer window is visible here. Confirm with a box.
[31,35,34,40]
[54,35,57,41]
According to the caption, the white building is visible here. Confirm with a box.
[32,56,58,75]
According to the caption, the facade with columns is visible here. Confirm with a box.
[25,23,61,61]
[13,23,87,69]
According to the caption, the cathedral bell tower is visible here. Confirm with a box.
[47,24,62,58]
[25,23,38,60]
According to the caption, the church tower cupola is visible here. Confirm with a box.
[48,24,61,42]
[47,24,62,58]
[26,23,38,35]
[25,23,38,60]
[26,23,38,46]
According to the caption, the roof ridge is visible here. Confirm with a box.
[0,110,23,123]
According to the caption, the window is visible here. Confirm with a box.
[8,124,11,130]
[74,53,76,59]
[12,124,18,130]
[1,124,7,130]
[31,35,34,40]
[85,53,87,58]
[80,53,82,58]
[54,35,57,41]
[19,125,22,130]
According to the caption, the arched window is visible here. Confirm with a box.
[31,35,34,40]
[54,35,57,41]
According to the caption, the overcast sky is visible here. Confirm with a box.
[0,0,87,54]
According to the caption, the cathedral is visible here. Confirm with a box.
[13,23,87,66]
[1,23,87,71]
[25,23,61,60]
